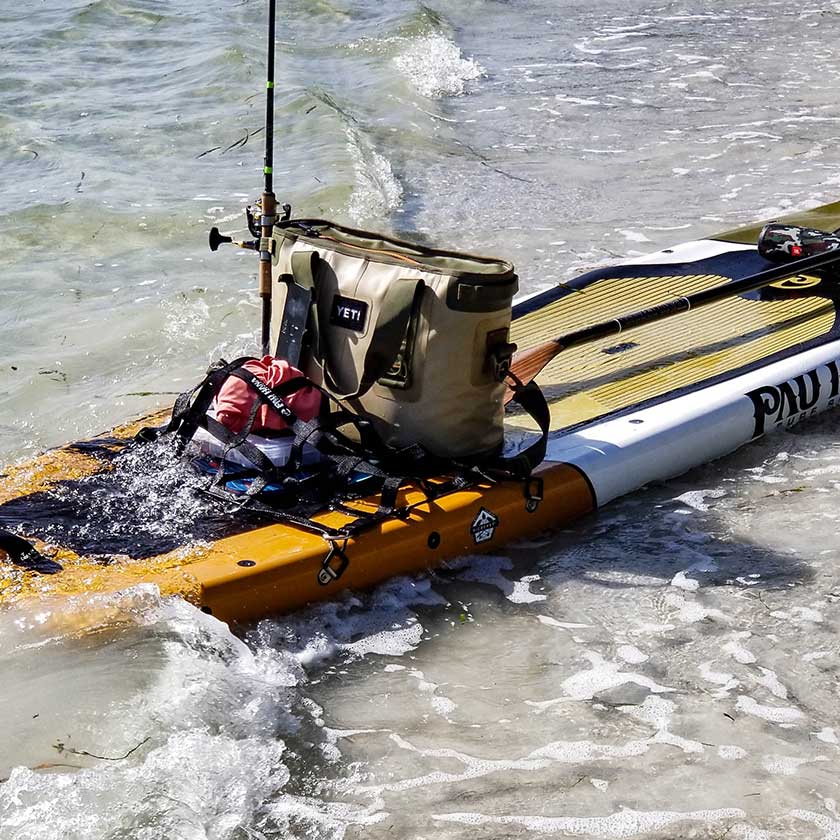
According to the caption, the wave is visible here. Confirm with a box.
[393,32,483,99]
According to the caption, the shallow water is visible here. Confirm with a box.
[3,0,840,837]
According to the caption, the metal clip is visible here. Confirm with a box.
[489,342,517,382]
[524,476,544,513]
[259,236,276,255]
[317,542,350,586]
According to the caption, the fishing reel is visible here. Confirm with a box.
[757,222,840,263]
[208,201,292,252]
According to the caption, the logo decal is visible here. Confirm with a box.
[746,359,840,438]
[471,508,499,544]
[330,295,368,331]
[770,273,822,290]
[246,374,295,423]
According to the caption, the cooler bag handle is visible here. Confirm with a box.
[290,251,423,400]
[322,276,424,400]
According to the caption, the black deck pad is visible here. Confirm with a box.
[0,441,257,561]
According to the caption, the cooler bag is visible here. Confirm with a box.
[269,220,519,459]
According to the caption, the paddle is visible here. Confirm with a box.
[505,246,840,403]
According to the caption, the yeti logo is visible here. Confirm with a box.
[470,508,499,544]
[329,295,368,332]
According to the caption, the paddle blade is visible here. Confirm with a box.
[504,340,562,404]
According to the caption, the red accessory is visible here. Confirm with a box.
[214,356,320,434]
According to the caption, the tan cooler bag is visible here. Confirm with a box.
[269,220,519,459]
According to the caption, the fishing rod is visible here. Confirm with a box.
[258,0,278,357]
[208,0,287,355]
[505,244,840,402]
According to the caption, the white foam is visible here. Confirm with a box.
[431,694,457,717]
[762,754,824,776]
[665,592,728,624]
[735,696,804,724]
[346,127,403,223]
[407,669,457,718]
[432,807,745,836]
[815,728,838,745]
[0,595,302,840]
[804,651,831,662]
[617,645,648,664]
[617,229,651,243]
[537,615,591,630]
[753,667,788,700]
[718,745,747,760]
[529,739,649,763]
[652,730,705,755]
[730,824,775,840]
[560,652,675,701]
[699,661,738,689]
[723,637,757,665]
[393,34,482,98]
[365,734,552,793]
[253,575,447,668]
[623,695,676,731]
[454,555,546,603]
[342,619,424,657]
[2,733,288,839]
[790,810,840,836]
[671,571,701,592]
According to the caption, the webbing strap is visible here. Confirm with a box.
[200,369,315,477]
[493,379,550,480]
[135,356,256,446]
[203,414,277,474]
[134,356,549,586]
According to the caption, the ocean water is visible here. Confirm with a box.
[3,0,840,837]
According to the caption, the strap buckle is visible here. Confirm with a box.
[317,542,350,586]
[524,476,544,513]
[489,342,517,382]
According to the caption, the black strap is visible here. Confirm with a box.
[135,356,256,445]
[274,251,320,366]
[324,277,423,399]
[490,378,550,480]
[0,528,62,575]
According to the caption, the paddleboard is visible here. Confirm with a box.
[4,200,840,623]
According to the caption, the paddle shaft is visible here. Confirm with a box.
[507,246,840,399]
[258,0,277,356]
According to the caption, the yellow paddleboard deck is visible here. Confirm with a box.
[4,201,840,623]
